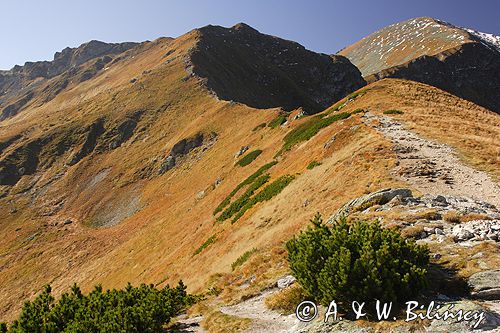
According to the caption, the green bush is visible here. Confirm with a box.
[267,114,288,129]
[3,282,190,333]
[252,123,267,131]
[286,214,429,309]
[383,109,404,115]
[213,161,277,215]
[280,112,350,153]
[351,108,366,114]
[236,149,263,167]
[217,174,270,222]
[306,160,322,170]
[231,248,257,271]
[193,234,217,256]
[231,174,295,224]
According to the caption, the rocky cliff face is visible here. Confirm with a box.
[190,23,366,114]
[339,17,500,113]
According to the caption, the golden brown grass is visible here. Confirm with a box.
[201,309,251,333]
[1,73,498,323]
[264,284,306,314]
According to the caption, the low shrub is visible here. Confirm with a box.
[231,248,258,271]
[383,109,404,115]
[213,161,277,215]
[236,149,263,167]
[252,123,267,131]
[193,234,217,256]
[352,108,366,114]
[231,175,295,224]
[3,282,190,333]
[306,160,322,170]
[286,213,429,311]
[217,174,270,222]
[267,114,288,129]
[280,112,350,152]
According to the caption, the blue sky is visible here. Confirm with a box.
[1,0,499,69]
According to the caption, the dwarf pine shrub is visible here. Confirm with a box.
[236,149,262,167]
[286,214,429,308]
[3,282,191,333]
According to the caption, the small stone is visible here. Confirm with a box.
[435,228,445,235]
[63,219,73,225]
[277,275,296,289]
[196,191,205,200]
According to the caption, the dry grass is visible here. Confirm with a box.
[443,210,461,223]
[443,211,492,223]
[400,225,426,239]
[1,75,498,322]
[201,309,251,333]
[264,284,306,314]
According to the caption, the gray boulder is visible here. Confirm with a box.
[468,270,500,300]
[328,188,413,223]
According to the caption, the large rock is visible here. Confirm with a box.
[328,188,413,222]
[468,270,500,300]
[425,300,500,332]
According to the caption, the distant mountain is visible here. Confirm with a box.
[0,40,139,120]
[338,17,500,112]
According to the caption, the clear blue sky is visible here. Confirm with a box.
[1,0,499,70]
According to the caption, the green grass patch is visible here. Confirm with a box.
[267,114,288,129]
[231,174,295,224]
[280,112,351,153]
[383,109,404,115]
[252,122,267,131]
[352,108,366,114]
[213,161,278,215]
[193,234,217,256]
[231,248,257,271]
[236,149,263,167]
[217,174,270,222]
[306,160,322,170]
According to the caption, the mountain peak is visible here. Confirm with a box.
[190,23,365,113]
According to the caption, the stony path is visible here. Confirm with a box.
[220,289,307,333]
[363,113,500,207]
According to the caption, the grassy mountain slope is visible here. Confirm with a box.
[0,22,499,324]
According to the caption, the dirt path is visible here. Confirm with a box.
[363,113,500,207]
[220,289,307,333]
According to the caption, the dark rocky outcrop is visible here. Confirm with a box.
[0,139,42,185]
[68,118,106,166]
[190,23,366,114]
[0,92,34,120]
[158,132,218,174]
[96,111,143,151]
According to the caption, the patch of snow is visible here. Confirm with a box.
[465,28,500,52]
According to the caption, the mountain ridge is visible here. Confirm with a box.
[338,17,500,112]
